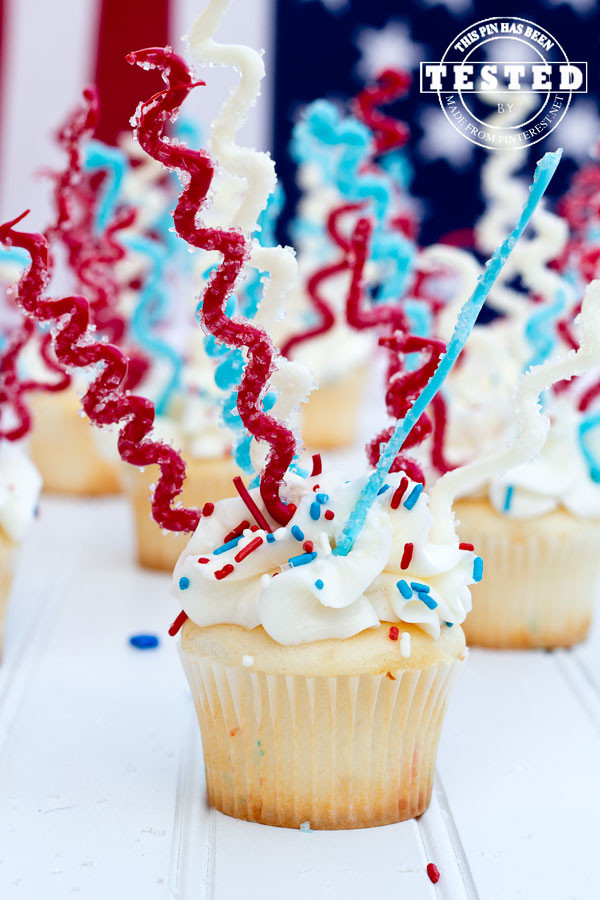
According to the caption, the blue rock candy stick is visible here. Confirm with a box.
[334,149,562,557]
[524,286,566,370]
[84,140,127,233]
[291,101,413,297]
[127,233,183,415]
[204,187,284,474]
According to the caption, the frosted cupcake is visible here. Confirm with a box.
[0,441,42,652]
[174,469,474,828]
[433,146,600,648]
[29,389,121,495]
[122,333,241,571]
[454,396,600,647]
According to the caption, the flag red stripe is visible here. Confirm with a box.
[93,0,170,145]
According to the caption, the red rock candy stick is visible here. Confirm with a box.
[0,211,199,533]
[47,87,133,346]
[352,68,410,156]
[128,47,297,525]
[346,216,448,481]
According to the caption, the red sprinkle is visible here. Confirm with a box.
[250,524,259,532]
[427,864,440,884]
[233,475,273,532]
[224,520,251,543]
[311,453,323,477]
[215,564,234,580]
[312,484,320,492]
[197,557,210,564]
[202,502,215,517]
[391,476,409,510]
[324,510,335,521]
[235,536,263,562]
[400,542,413,569]
[389,626,399,641]
[459,542,474,551]
[303,540,314,553]
[168,610,188,636]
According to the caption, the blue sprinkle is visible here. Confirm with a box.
[129,634,160,650]
[377,484,390,495]
[315,493,329,504]
[291,525,305,542]
[266,533,276,543]
[404,484,423,510]
[289,551,317,568]
[473,556,484,583]
[310,502,321,521]
[397,579,412,599]
[503,485,514,512]
[179,576,190,591]
[214,535,244,555]
[315,579,324,590]
[418,592,438,610]
[446,622,454,628]
[410,581,430,593]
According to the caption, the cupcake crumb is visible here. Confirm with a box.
[385,672,396,681]
[299,822,313,833]
[400,632,411,658]
[242,655,254,667]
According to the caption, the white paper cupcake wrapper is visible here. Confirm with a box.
[463,526,600,648]
[179,648,463,829]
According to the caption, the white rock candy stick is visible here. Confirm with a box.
[475,96,573,318]
[186,0,275,232]
[186,0,296,327]
[429,278,600,542]
[186,0,313,471]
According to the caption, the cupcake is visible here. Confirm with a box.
[0,440,42,652]
[431,145,600,648]
[29,389,121,496]
[453,393,600,647]
[174,469,474,828]
[121,330,242,571]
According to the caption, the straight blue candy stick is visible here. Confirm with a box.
[334,149,562,558]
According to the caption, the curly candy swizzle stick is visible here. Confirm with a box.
[0,211,199,533]
[128,46,298,525]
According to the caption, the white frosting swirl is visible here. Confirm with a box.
[488,399,600,519]
[173,470,478,644]
[0,440,42,542]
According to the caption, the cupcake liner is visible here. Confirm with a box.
[179,645,463,829]
[121,455,240,571]
[301,366,367,450]
[0,534,16,657]
[457,500,600,648]
[30,391,121,496]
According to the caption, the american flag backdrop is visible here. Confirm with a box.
[0,0,598,244]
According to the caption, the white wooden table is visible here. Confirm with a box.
[0,490,598,899]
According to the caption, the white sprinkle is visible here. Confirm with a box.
[260,574,271,589]
[299,821,312,833]
[274,527,288,541]
[317,532,331,557]
[400,632,411,659]
[242,656,254,667]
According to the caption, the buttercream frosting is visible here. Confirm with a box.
[173,470,478,644]
[0,440,42,542]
